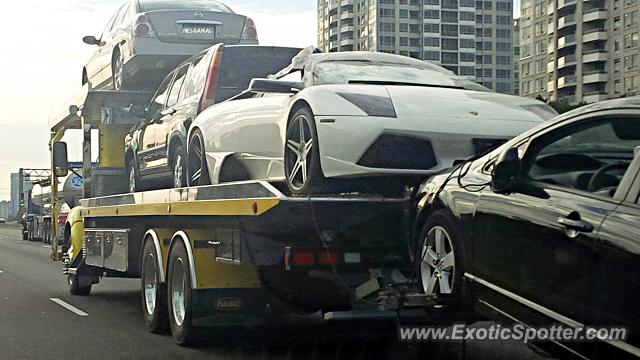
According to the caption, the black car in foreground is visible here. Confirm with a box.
[412,97,640,359]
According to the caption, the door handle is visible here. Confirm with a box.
[558,217,594,233]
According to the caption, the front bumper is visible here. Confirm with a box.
[314,115,510,179]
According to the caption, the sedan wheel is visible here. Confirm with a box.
[420,226,455,296]
[112,52,125,91]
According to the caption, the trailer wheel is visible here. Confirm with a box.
[141,239,168,333]
[167,241,197,346]
[68,274,91,296]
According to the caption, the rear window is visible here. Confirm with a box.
[216,47,302,102]
[138,0,233,13]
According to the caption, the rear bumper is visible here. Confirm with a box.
[123,37,212,75]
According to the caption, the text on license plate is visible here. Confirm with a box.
[183,25,216,35]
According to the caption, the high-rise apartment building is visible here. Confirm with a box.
[317,0,516,95]
[610,0,640,99]
[513,18,521,95]
[519,0,640,104]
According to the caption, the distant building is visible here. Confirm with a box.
[519,0,640,104]
[317,0,516,95]
[513,18,520,96]
[10,172,19,218]
[0,201,12,220]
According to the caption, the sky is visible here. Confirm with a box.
[0,0,316,200]
[0,0,520,200]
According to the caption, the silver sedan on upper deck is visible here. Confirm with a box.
[81,0,258,91]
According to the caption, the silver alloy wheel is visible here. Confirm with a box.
[421,226,455,296]
[143,253,157,316]
[188,139,204,185]
[173,154,184,188]
[285,115,314,191]
[113,54,124,90]
[171,258,187,327]
[128,165,137,193]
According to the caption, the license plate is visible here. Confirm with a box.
[182,25,216,37]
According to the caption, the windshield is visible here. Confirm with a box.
[313,61,491,91]
[138,0,233,12]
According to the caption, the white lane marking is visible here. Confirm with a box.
[0,270,3,274]
[42,245,51,248]
[49,298,88,317]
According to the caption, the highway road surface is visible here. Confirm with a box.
[0,225,554,360]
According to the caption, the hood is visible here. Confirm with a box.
[384,86,550,123]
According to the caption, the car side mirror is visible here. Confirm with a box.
[82,35,100,45]
[127,103,147,118]
[248,78,304,94]
[491,147,522,194]
[52,142,69,178]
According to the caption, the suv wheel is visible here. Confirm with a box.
[128,161,140,193]
[172,145,187,189]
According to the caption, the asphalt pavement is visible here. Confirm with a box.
[0,224,555,360]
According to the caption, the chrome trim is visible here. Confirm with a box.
[171,231,197,289]
[479,300,590,360]
[144,229,165,283]
[176,20,223,25]
[466,273,640,357]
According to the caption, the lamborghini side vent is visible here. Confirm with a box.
[357,135,437,170]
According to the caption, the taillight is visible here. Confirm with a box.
[318,251,339,266]
[283,247,342,270]
[293,252,315,266]
[200,47,224,111]
[241,17,258,42]
[134,14,155,38]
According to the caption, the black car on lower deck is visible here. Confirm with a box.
[411,97,640,359]
[124,44,301,192]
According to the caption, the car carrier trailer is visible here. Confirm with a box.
[48,86,454,346]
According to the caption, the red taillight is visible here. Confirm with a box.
[134,14,155,38]
[283,248,342,270]
[293,252,315,266]
[318,251,339,266]
[241,17,258,42]
[200,47,224,111]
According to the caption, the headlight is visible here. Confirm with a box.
[337,92,397,118]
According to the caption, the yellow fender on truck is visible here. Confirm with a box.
[65,206,85,262]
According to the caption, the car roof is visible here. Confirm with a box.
[550,96,640,124]
[272,47,453,78]
[174,44,303,72]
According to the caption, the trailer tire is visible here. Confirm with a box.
[141,239,168,333]
[167,241,197,346]
[68,274,91,296]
